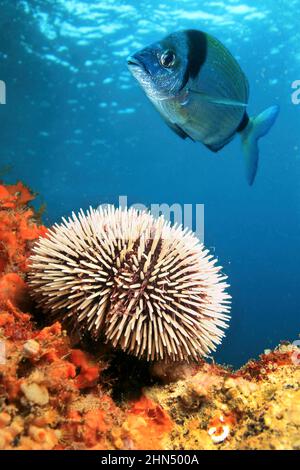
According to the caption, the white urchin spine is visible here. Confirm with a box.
[28,207,231,362]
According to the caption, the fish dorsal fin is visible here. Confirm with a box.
[188,89,247,108]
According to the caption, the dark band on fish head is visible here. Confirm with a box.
[180,30,207,91]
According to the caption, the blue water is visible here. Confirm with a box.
[0,0,299,367]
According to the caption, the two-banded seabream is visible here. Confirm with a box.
[128,30,279,185]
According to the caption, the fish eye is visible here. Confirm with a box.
[160,49,176,68]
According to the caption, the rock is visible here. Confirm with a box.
[23,339,40,357]
[20,382,49,406]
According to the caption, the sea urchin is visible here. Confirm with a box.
[28,207,231,362]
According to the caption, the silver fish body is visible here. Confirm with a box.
[128,30,248,150]
[128,29,279,184]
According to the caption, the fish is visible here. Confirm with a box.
[127,30,279,185]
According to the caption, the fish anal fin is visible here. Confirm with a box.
[205,143,225,153]
[163,118,193,141]
[204,131,236,153]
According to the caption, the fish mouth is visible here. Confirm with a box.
[127,56,142,68]
[127,56,146,75]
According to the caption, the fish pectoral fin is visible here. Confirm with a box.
[188,89,247,108]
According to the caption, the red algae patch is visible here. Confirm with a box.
[70,350,100,389]
[0,182,47,278]
[123,396,173,450]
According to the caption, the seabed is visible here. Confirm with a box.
[0,182,299,450]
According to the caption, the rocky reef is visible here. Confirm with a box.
[0,182,299,450]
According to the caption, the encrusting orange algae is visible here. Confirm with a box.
[0,182,299,450]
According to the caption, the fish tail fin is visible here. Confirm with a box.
[240,105,280,185]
